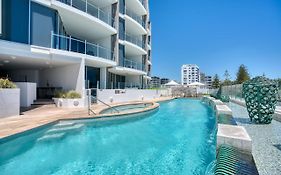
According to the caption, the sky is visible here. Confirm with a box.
[149,0,281,81]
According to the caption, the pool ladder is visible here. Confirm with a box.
[86,89,120,115]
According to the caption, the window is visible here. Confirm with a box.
[119,17,125,40]
[31,2,57,47]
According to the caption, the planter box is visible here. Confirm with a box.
[53,98,85,108]
[0,89,20,118]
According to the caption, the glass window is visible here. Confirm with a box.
[0,0,29,44]
[119,17,125,40]
[31,2,57,48]
[119,0,125,14]
[119,44,125,67]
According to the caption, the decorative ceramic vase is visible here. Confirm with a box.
[242,76,278,124]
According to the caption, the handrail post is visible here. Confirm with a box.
[87,89,91,115]
[85,0,87,13]
[51,31,53,49]
[85,40,87,54]
[69,36,71,51]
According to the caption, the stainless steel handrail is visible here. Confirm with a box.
[91,96,120,113]
[86,88,119,115]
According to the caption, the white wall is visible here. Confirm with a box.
[97,89,164,104]
[0,0,2,35]
[39,61,85,96]
[15,82,37,107]
[0,89,20,118]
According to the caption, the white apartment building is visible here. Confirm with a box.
[181,64,200,85]
[0,0,152,99]
[204,75,212,88]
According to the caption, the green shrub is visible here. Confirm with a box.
[54,90,67,98]
[0,78,17,88]
[54,90,81,99]
[66,90,81,99]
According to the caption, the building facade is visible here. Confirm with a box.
[0,0,152,98]
[204,75,212,89]
[181,64,200,85]
[160,78,169,85]
[150,76,160,88]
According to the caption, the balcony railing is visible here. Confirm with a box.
[138,0,146,9]
[124,58,144,71]
[125,33,145,49]
[57,0,115,27]
[125,8,145,28]
[51,33,115,61]
[111,82,142,89]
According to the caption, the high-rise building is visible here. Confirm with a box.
[181,64,200,85]
[0,0,152,97]
[160,78,169,85]
[204,76,212,88]
[150,76,160,88]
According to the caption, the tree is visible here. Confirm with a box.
[212,74,220,89]
[223,70,232,86]
[236,64,250,84]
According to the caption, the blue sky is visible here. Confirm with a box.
[149,0,281,81]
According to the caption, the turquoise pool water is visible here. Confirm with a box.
[0,99,216,175]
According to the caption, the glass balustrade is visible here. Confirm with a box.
[51,33,114,61]
[125,33,144,49]
[56,0,115,27]
[123,58,145,71]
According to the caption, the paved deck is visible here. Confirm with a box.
[227,102,281,175]
[0,97,173,140]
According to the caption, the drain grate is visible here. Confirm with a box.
[215,144,259,175]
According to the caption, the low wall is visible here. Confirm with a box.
[0,89,20,118]
[96,89,166,104]
[202,96,252,153]
[15,82,37,107]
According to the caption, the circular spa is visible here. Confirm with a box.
[0,99,217,175]
[99,102,154,114]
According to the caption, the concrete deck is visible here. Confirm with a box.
[0,97,173,140]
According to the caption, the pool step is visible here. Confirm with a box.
[37,133,65,142]
[54,121,76,127]
[46,124,84,134]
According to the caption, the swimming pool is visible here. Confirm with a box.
[0,99,216,175]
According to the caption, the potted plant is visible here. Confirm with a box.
[243,76,278,124]
[53,90,85,108]
[0,78,20,117]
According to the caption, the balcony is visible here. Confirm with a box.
[125,8,146,28]
[125,34,143,49]
[109,58,145,76]
[124,58,144,71]
[123,33,146,56]
[52,0,117,41]
[51,33,115,66]
[56,0,114,27]
[110,82,143,89]
[124,8,147,35]
[126,0,147,16]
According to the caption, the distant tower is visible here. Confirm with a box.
[181,64,200,85]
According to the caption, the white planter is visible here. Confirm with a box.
[15,82,37,107]
[0,89,20,118]
[53,98,85,108]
